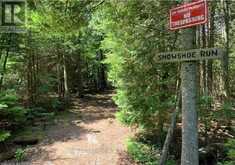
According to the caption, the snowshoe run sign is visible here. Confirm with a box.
[155,48,224,63]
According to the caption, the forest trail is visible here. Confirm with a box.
[28,91,133,165]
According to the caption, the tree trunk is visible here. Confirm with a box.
[63,53,70,102]
[57,53,64,100]
[31,46,37,104]
[202,25,207,95]
[76,53,84,97]
[97,50,107,91]
[158,70,170,146]
[181,1,199,164]
[27,31,34,106]
[0,49,2,60]
[222,0,230,98]
[207,1,216,96]
[0,49,9,90]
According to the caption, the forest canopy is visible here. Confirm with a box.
[0,0,234,165]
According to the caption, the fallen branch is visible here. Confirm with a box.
[159,74,181,165]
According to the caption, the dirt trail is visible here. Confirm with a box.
[28,91,133,165]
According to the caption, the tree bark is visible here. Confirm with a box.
[76,53,84,97]
[96,50,107,91]
[27,31,34,106]
[0,49,9,90]
[207,1,216,96]
[57,53,64,100]
[222,0,230,98]
[181,1,199,164]
[202,25,207,94]
[63,53,70,102]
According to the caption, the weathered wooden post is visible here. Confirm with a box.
[180,2,198,165]
[180,17,199,165]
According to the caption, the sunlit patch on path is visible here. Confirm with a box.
[26,91,133,165]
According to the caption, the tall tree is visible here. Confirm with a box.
[222,0,230,97]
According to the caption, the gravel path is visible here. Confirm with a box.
[27,92,133,165]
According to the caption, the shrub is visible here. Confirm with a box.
[127,138,159,165]
[217,139,235,165]
[225,139,235,160]
[35,97,65,111]
[15,148,26,162]
[0,91,28,125]
[221,101,234,122]
[126,138,176,165]
[0,130,11,142]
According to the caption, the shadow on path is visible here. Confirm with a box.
[24,90,133,165]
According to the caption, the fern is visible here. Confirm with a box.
[0,130,11,142]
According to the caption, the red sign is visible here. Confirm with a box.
[170,0,208,30]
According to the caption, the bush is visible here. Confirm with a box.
[15,148,26,162]
[0,91,28,125]
[217,139,235,165]
[116,109,135,126]
[126,138,176,165]
[127,138,159,165]
[225,139,235,160]
[0,130,11,142]
[214,101,234,125]
[35,97,65,111]
[221,101,234,122]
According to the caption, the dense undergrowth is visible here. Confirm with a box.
[91,1,235,164]
[0,90,63,147]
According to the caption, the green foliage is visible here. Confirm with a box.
[225,139,235,160]
[213,101,234,124]
[36,97,64,111]
[13,127,44,144]
[220,101,234,121]
[217,162,234,165]
[27,107,55,120]
[116,108,134,126]
[15,148,26,162]
[0,1,234,164]
[0,103,8,109]
[92,0,177,132]
[198,95,213,134]
[51,98,64,110]
[7,106,27,123]
[127,138,176,165]
[127,138,159,165]
[199,95,213,108]
[0,130,11,142]
[0,92,18,106]
[0,91,28,124]
[218,139,235,165]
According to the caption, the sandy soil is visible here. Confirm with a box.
[26,92,134,165]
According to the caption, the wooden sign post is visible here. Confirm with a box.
[180,26,198,165]
[158,1,224,165]
[181,1,202,164]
